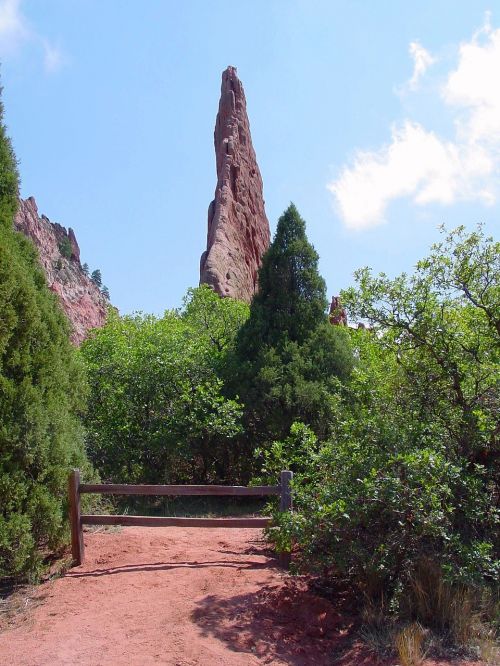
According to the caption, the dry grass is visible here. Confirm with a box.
[359,558,499,663]
[409,558,477,640]
[394,622,426,666]
[477,632,500,665]
[407,558,500,659]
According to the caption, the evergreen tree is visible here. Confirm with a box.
[101,285,110,300]
[82,262,89,276]
[239,203,328,354]
[0,88,93,579]
[230,204,353,467]
[91,269,102,287]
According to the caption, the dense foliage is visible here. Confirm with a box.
[81,287,248,483]
[229,204,354,455]
[0,94,94,579]
[265,226,499,616]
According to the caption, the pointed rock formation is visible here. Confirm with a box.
[14,197,109,344]
[200,66,270,302]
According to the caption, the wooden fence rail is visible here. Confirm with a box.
[68,469,293,568]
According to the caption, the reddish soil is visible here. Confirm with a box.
[0,528,484,665]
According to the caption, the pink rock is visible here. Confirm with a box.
[14,197,109,345]
[329,296,347,326]
[200,66,270,302]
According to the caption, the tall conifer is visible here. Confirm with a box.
[239,203,328,354]
[231,204,352,465]
[0,87,93,578]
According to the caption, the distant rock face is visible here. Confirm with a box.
[329,296,347,326]
[200,66,270,302]
[14,197,109,344]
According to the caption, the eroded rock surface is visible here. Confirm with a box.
[329,296,347,326]
[200,66,270,302]
[14,197,109,344]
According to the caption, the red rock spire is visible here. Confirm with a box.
[200,66,270,301]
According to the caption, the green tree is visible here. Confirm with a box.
[91,269,102,287]
[343,225,499,471]
[230,204,353,454]
[239,203,328,353]
[267,226,499,622]
[81,295,245,484]
[182,284,249,369]
[0,90,94,579]
[82,262,89,276]
[101,285,110,300]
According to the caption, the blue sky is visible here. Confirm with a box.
[1,0,498,314]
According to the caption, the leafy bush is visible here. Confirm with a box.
[265,226,499,624]
[81,288,248,484]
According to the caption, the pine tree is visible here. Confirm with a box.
[0,87,94,579]
[101,285,110,299]
[91,269,102,287]
[82,262,89,276]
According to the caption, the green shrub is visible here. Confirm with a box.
[0,88,95,580]
[81,288,247,484]
[264,226,499,626]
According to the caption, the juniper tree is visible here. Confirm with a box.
[239,203,328,354]
[230,204,353,465]
[0,88,93,579]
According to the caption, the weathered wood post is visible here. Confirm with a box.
[68,469,84,565]
[278,470,293,569]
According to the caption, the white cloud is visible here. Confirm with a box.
[443,19,500,146]
[329,17,500,230]
[0,0,28,53]
[0,0,64,73]
[408,41,436,90]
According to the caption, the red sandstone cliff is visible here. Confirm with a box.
[200,66,270,302]
[14,197,109,344]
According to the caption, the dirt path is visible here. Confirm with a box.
[0,527,354,666]
[0,528,484,666]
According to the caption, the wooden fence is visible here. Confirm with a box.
[68,469,293,568]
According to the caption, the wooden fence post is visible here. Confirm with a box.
[278,470,293,569]
[69,469,84,565]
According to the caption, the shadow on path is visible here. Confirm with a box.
[66,559,274,578]
[190,582,374,666]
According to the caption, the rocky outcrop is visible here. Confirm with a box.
[200,66,270,302]
[329,296,347,326]
[14,197,109,344]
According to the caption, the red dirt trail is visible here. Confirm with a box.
[0,528,483,666]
